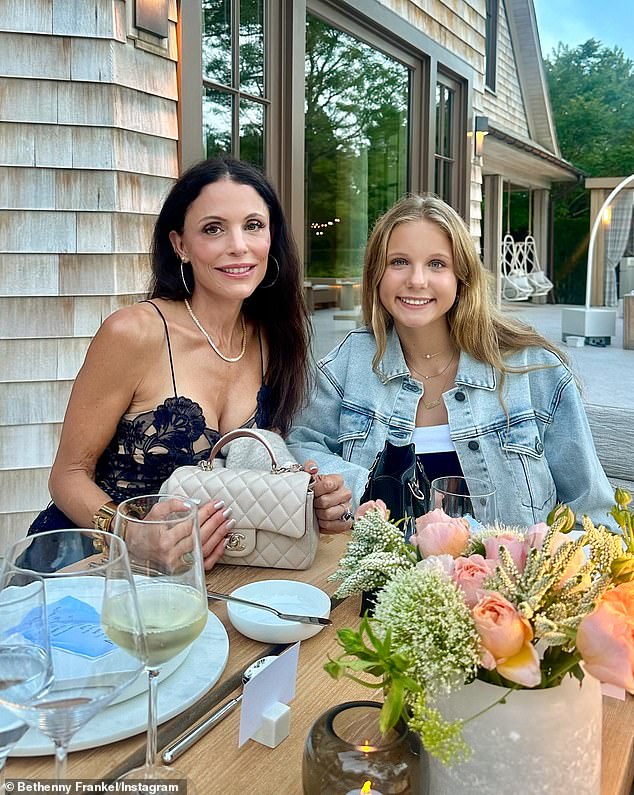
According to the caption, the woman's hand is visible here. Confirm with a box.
[304,461,353,534]
[122,498,233,572]
[123,498,198,572]
[198,499,235,571]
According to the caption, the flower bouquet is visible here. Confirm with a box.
[325,491,634,792]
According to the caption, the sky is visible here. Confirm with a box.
[532,0,634,62]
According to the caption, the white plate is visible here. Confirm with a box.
[227,580,331,643]
[11,610,229,756]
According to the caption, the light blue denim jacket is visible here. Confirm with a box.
[287,326,615,528]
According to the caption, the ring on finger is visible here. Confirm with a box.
[340,507,354,523]
[180,551,194,566]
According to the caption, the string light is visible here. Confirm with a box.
[310,217,342,235]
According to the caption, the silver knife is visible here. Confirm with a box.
[206,590,333,626]
[161,655,276,763]
[162,696,242,763]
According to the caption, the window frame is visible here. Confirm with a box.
[434,70,467,209]
[179,0,474,258]
[485,0,499,92]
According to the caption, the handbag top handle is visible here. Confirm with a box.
[202,428,302,474]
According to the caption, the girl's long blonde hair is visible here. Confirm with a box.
[362,193,564,372]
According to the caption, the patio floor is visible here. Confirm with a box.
[310,302,633,409]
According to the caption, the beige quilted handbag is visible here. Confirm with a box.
[160,429,319,570]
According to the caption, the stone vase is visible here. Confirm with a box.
[428,673,602,795]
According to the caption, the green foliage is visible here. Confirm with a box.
[545,40,634,177]
[544,40,634,297]
[610,488,634,557]
[324,616,422,733]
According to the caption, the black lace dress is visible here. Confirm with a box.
[28,301,270,536]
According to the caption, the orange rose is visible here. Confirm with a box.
[473,592,541,688]
[577,582,634,693]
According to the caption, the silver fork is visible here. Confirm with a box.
[206,590,332,625]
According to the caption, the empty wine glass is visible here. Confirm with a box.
[0,707,27,792]
[2,530,145,780]
[0,570,47,786]
[109,494,208,783]
[430,476,497,526]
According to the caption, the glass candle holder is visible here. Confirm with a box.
[302,701,426,794]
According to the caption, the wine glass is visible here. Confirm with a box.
[430,476,497,526]
[0,707,27,792]
[0,570,47,787]
[110,494,208,783]
[0,558,28,789]
[1,530,145,780]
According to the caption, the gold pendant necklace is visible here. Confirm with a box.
[184,299,247,363]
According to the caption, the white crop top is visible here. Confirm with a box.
[411,424,456,454]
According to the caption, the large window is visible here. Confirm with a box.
[304,14,410,278]
[202,0,268,168]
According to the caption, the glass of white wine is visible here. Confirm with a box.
[107,494,208,783]
[1,531,145,781]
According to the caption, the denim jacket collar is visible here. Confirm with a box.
[375,325,410,382]
[455,353,497,391]
[376,325,497,390]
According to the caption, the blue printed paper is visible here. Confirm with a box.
[14,596,115,659]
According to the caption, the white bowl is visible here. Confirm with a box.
[226,580,331,643]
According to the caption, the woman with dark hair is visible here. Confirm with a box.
[28,156,350,568]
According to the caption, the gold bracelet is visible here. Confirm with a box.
[91,500,118,552]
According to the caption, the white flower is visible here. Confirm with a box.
[416,554,455,578]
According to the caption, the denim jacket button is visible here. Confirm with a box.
[468,440,479,451]
[454,391,466,402]
[535,440,544,454]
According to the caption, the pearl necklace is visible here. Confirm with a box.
[184,299,247,363]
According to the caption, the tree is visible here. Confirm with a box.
[545,40,634,182]
[543,41,634,301]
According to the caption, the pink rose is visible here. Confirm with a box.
[483,533,530,573]
[354,499,389,520]
[453,555,496,607]
[576,583,634,693]
[473,592,541,687]
[525,522,549,549]
[413,508,470,559]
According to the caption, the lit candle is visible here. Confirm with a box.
[344,781,384,795]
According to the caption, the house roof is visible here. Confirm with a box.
[504,0,560,156]
[485,123,583,185]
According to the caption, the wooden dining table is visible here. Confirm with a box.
[7,532,634,794]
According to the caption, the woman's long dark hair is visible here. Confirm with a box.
[149,156,310,435]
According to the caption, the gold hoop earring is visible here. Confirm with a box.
[180,259,192,295]
[258,255,279,289]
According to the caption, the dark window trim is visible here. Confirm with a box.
[485,0,498,92]
[434,69,469,214]
[179,0,204,168]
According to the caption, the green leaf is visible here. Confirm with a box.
[324,660,343,679]
[380,682,404,732]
